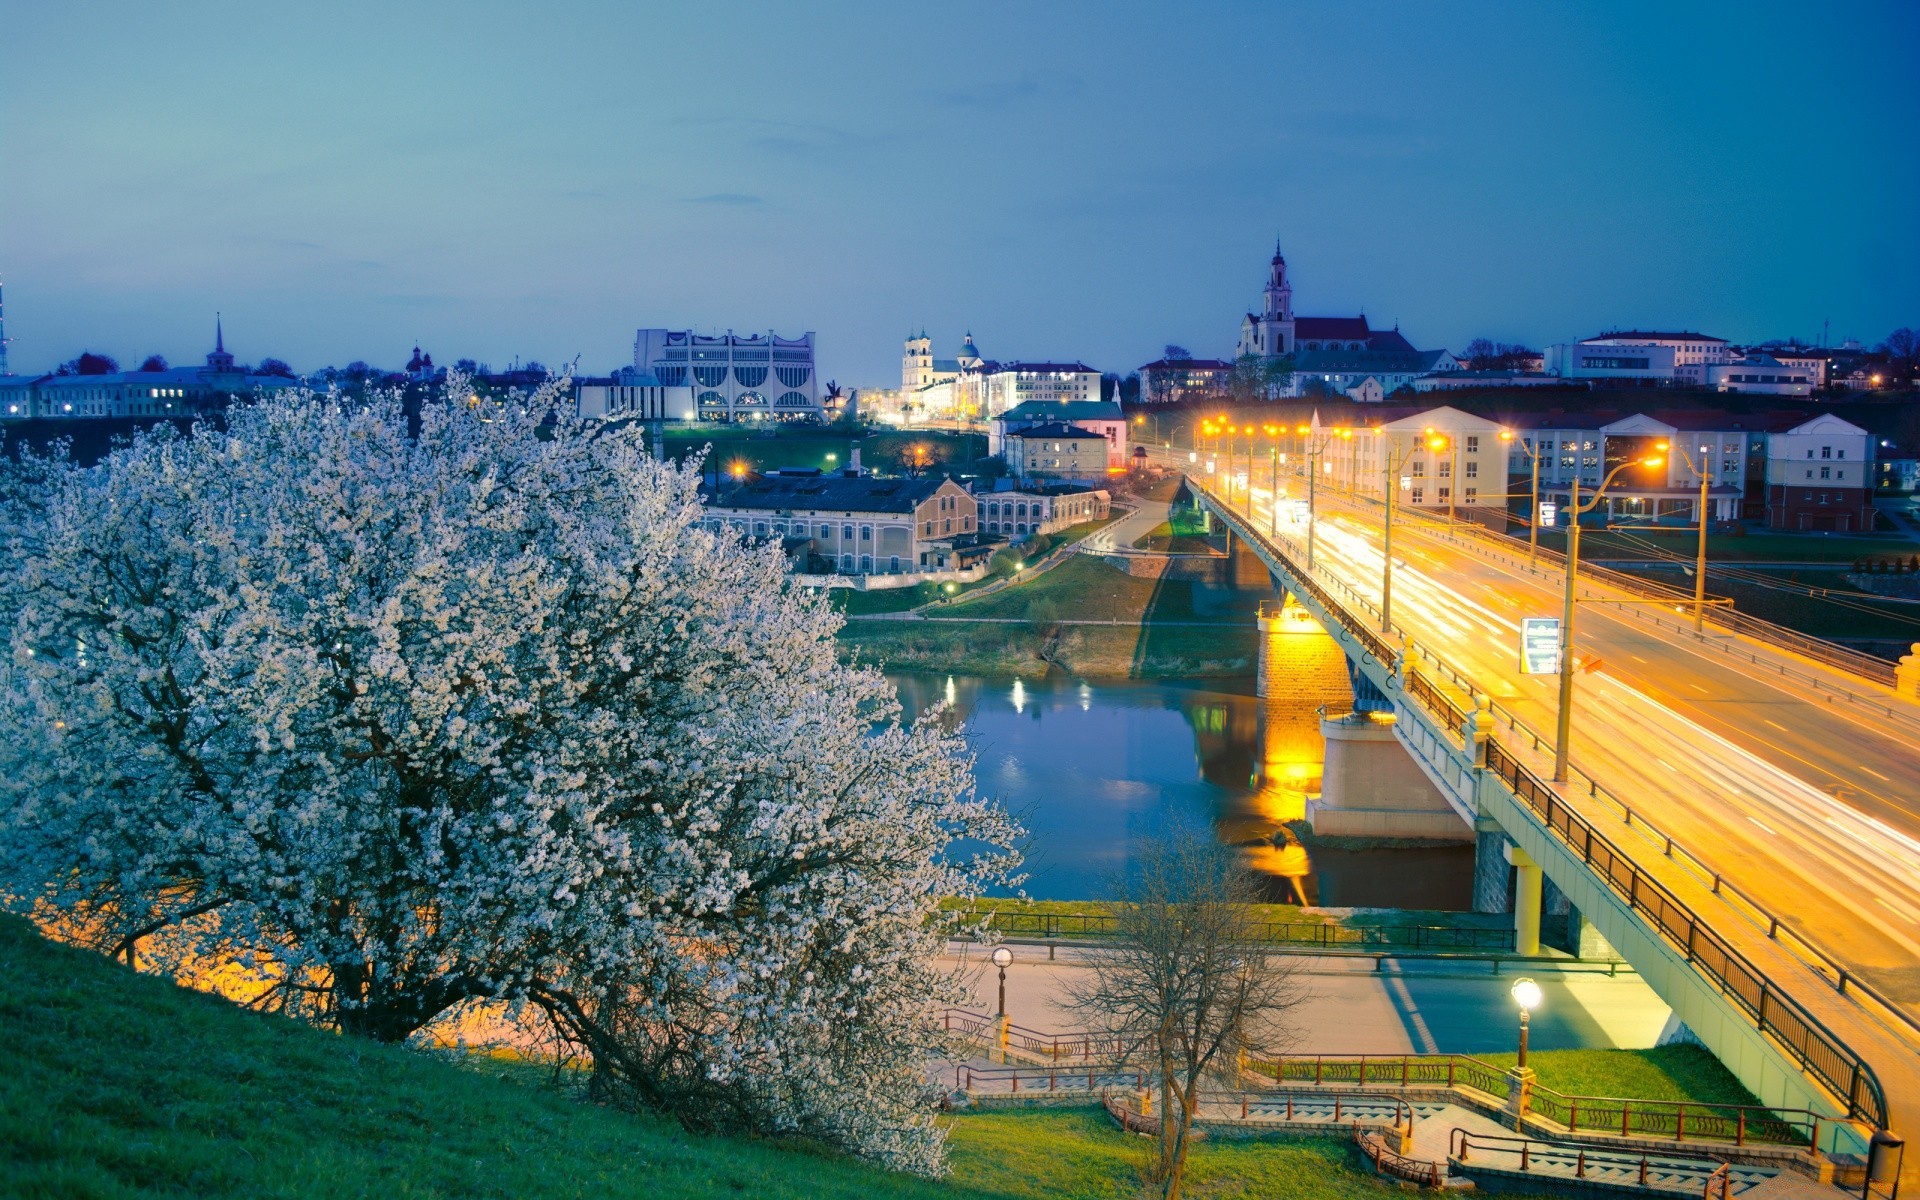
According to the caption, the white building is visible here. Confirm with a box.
[1761,413,1875,531]
[574,369,696,421]
[5,319,298,420]
[957,360,1101,421]
[1508,413,1749,526]
[990,399,1128,469]
[1317,406,1509,525]
[633,328,819,422]
[977,484,1110,542]
[1707,355,1814,397]
[1544,341,1678,384]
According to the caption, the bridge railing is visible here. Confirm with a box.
[947,908,1515,952]
[1197,481,1894,1132]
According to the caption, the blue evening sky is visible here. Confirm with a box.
[2,0,1915,384]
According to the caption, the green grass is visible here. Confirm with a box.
[0,916,1469,1199]
[1468,1047,1759,1108]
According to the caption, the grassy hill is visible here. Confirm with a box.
[0,916,1437,1199]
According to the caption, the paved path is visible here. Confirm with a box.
[944,946,1675,1055]
[1078,496,1169,553]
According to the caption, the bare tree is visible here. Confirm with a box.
[1065,827,1305,1200]
[1884,328,1918,381]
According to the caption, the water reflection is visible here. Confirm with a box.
[891,672,1474,908]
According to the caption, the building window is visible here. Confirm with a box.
[1438,461,1451,479]
[1439,486,1451,501]
[1411,487,1425,504]
[1465,435,1480,451]
[843,524,854,539]
[890,555,900,572]
[1465,486,1478,502]
[1821,446,1832,459]
[1464,461,1478,479]
[861,525,872,540]
[1820,467,1830,479]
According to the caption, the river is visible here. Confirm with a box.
[889,671,1475,908]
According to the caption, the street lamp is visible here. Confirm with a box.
[1552,452,1665,781]
[1510,977,1543,1069]
[991,945,1013,1019]
[1379,432,1428,634]
[1264,423,1283,536]
[1657,440,1714,634]
[1501,429,1545,569]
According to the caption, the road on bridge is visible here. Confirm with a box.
[1159,453,1920,1150]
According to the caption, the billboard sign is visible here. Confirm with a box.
[1520,618,1561,675]
[1536,501,1558,528]
[1288,499,1311,524]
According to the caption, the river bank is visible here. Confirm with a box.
[838,619,1258,678]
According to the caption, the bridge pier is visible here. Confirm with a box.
[1473,816,1511,914]
[1508,843,1544,956]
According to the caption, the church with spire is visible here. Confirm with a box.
[1236,238,1458,398]
[3,314,299,421]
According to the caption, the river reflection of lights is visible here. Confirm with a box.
[1010,678,1027,714]
[944,675,957,706]
[1078,681,1092,711]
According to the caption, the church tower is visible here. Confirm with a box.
[1264,240,1293,323]
[903,331,933,391]
[1238,238,1296,359]
[204,314,236,373]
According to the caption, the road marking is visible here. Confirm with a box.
[1749,817,1777,835]
[1630,655,1649,664]
[1656,759,1675,771]
[1763,720,1788,732]
[1689,684,1709,694]
[1877,896,1920,923]
[1860,766,1891,782]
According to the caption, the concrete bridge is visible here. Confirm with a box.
[1188,473,1920,1178]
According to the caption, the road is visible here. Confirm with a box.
[1161,455,1920,1143]
[945,945,1674,1056]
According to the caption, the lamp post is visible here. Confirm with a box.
[1501,429,1545,569]
[1380,433,1429,634]
[1426,432,1460,526]
[1660,439,1714,634]
[990,945,1013,1061]
[1553,452,1665,781]
[1265,423,1282,536]
[1510,977,1542,1069]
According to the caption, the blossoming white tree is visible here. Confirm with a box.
[0,378,1019,1172]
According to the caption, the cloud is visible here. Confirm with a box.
[686,192,764,206]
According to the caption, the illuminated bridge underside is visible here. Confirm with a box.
[1202,491,1883,1157]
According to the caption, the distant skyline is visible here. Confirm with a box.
[2,0,1916,386]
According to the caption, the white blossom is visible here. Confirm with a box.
[0,378,1021,1173]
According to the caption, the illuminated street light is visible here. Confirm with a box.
[1510,976,1543,1069]
[1553,453,1664,781]
[1501,429,1545,569]
[1656,440,1713,634]
[991,945,1013,1019]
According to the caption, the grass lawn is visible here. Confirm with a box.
[0,915,1494,1200]
[1467,1046,1759,1108]
[830,514,1128,617]
[928,556,1255,625]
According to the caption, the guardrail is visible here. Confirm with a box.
[1194,480,1898,1133]
[942,1007,1128,1061]
[1356,1125,1445,1187]
[955,1062,1144,1094]
[948,908,1516,952]
[1449,1129,1737,1199]
[1483,737,1887,1131]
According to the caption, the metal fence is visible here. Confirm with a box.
[952,908,1515,952]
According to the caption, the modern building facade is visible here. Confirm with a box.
[574,369,696,421]
[956,360,1102,421]
[1509,413,1749,526]
[1316,406,1509,526]
[702,473,979,575]
[1545,331,1731,386]
[1706,355,1815,396]
[633,328,819,422]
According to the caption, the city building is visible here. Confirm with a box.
[1411,369,1570,392]
[902,330,982,391]
[1706,355,1815,397]
[1315,406,1509,527]
[1235,240,1455,397]
[1762,413,1875,531]
[989,398,1127,468]
[977,483,1111,542]
[956,360,1102,421]
[1347,377,1385,404]
[701,472,980,575]
[1579,331,1730,384]
[633,328,819,422]
[1138,356,1233,404]
[1544,340,1679,384]
[574,368,696,421]
[1507,412,1750,527]
[3,318,297,420]
[1001,422,1112,486]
